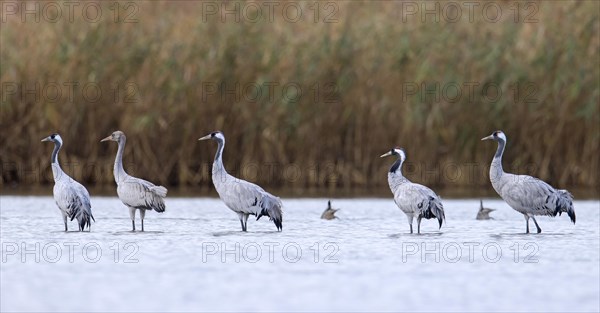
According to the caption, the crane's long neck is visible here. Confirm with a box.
[211,138,229,186]
[213,139,226,174]
[50,141,64,182]
[490,139,506,182]
[388,156,408,189]
[114,137,128,182]
[389,156,404,177]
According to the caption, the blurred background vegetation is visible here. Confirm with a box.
[1,1,598,197]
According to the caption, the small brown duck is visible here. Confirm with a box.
[321,200,340,220]
[476,200,495,220]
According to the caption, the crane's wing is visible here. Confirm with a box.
[54,179,94,230]
[219,179,283,230]
[501,175,575,222]
[394,183,445,227]
[117,177,167,212]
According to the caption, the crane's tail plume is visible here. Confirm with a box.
[150,186,168,198]
[555,190,576,224]
[256,196,283,231]
[72,209,94,231]
[146,186,167,213]
[149,197,166,213]
[423,196,445,229]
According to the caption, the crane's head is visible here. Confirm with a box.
[100,130,125,142]
[198,131,225,142]
[380,147,406,162]
[41,133,62,145]
[481,130,506,142]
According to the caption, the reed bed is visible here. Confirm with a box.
[1,1,598,194]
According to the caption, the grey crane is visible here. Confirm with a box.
[42,133,94,231]
[381,148,445,234]
[481,130,575,233]
[199,131,283,232]
[476,200,495,220]
[101,131,167,231]
[321,200,340,220]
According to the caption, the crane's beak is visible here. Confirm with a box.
[481,135,493,141]
[100,135,112,142]
[198,134,211,141]
[41,137,51,142]
[380,151,392,158]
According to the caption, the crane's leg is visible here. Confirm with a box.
[524,214,530,234]
[243,213,249,232]
[63,215,68,232]
[530,216,542,233]
[417,215,422,234]
[406,214,414,234]
[129,207,136,231]
[238,213,246,232]
[140,209,146,232]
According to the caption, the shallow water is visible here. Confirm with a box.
[1,196,599,312]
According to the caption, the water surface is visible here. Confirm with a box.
[1,197,599,312]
